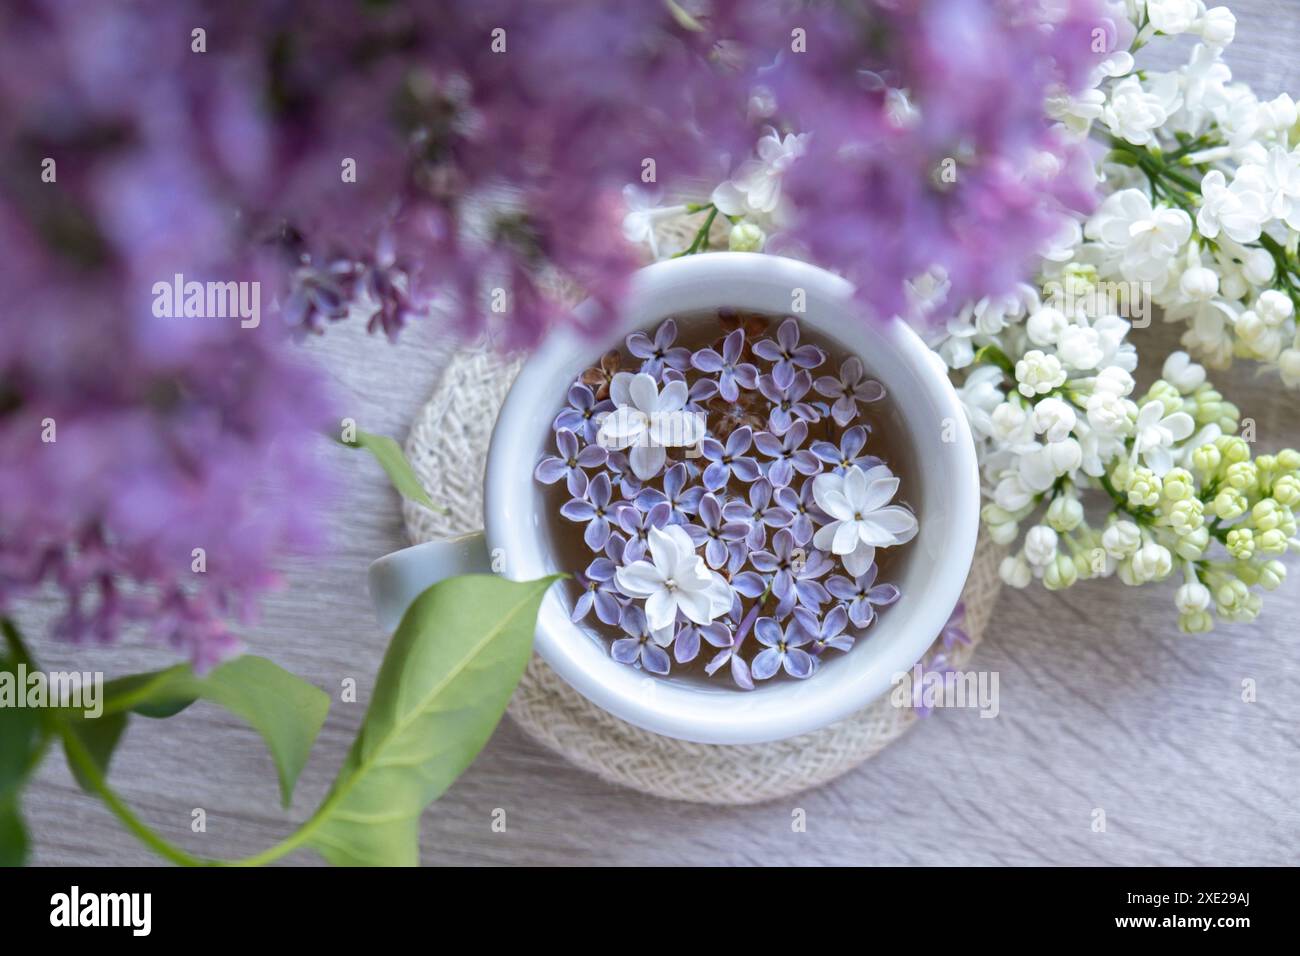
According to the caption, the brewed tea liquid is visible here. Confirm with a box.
[539,309,918,688]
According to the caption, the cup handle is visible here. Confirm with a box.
[367,532,490,633]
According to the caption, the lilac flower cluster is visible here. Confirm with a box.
[536,317,916,687]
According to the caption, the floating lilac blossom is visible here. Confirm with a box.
[535,314,917,685]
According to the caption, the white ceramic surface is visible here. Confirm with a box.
[370,252,979,745]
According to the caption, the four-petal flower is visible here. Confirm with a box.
[814,356,886,427]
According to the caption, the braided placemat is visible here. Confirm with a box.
[402,345,1006,804]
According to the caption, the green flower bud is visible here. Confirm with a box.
[1213,488,1248,521]
[1224,461,1257,492]
[1216,435,1250,465]
[1275,448,1300,472]
[1145,381,1184,416]
[727,221,765,252]
[1226,527,1255,559]
[1258,560,1287,590]
[1214,578,1251,616]
[1046,495,1084,533]
[1256,528,1289,555]
[1272,474,1300,507]
[1191,443,1222,478]
[1043,553,1079,591]
[1161,468,1195,502]
[1173,526,1210,561]
[1251,498,1282,531]
[1178,609,1214,634]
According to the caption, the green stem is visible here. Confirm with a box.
[672,203,719,257]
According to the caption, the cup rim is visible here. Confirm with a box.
[485,252,979,744]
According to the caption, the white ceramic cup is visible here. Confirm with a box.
[369,252,979,745]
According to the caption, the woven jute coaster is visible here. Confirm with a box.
[401,346,1005,804]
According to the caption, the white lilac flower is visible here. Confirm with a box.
[613,525,732,631]
[1103,74,1181,146]
[1032,397,1077,442]
[597,371,703,481]
[620,185,687,259]
[956,365,1005,440]
[1132,400,1196,475]
[811,464,918,576]
[710,127,808,224]
[1195,168,1267,244]
[1162,351,1207,392]
[990,401,1035,445]
[1056,324,1105,370]
[1085,188,1192,283]
[1086,389,1135,436]
[1015,349,1067,397]
[1199,6,1236,47]
[1146,0,1200,36]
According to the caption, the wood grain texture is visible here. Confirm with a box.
[20,4,1300,866]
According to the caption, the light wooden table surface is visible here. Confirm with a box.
[22,4,1300,866]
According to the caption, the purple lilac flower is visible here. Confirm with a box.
[826,564,901,629]
[752,617,814,680]
[612,606,672,675]
[691,329,758,402]
[535,429,607,496]
[757,369,820,435]
[723,478,791,550]
[604,450,642,500]
[753,318,826,385]
[673,620,732,664]
[572,558,625,626]
[793,604,854,655]
[559,473,626,551]
[634,462,703,523]
[938,601,970,651]
[616,500,671,564]
[704,632,755,690]
[814,357,886,427]
[685,494,750,570]
[751,529,832,609]
[553,383,614,443]
[627,318,691,376]
[810,425,881,475]
[699,426,761,490]
[773,481,827,547]
[753,422,821,488]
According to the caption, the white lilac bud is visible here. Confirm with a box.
[1032,397,1077,442]
[1179,265,1219,300]
[1023,525,1059,567]
[999,553,1033,588]
[1130,542,1173,582]
[1175,581,1211,613]
[1102,519,1141,559]
[1046,494,1084,532]
[728,222,765,252]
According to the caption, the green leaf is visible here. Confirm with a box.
[303,574,557,866]
[340,429,448,514]
[69,656,330,809]
[63,711,128,791]
[0,651,47,867]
